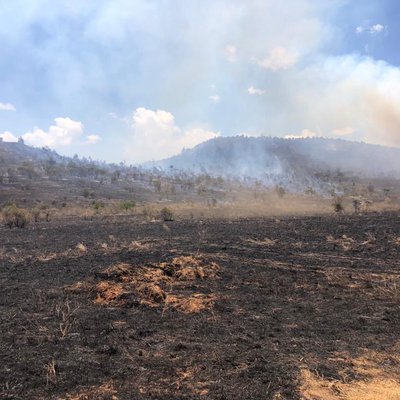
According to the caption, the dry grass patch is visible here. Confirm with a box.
[322,269,400,301]
[300,370,400,400]
[327,235,356,251]
[60,381,118,400]
[37,252,59,262]
[128,240,152,251]
[375,276,400,301]
[73,256,221,312]
[173,367,211,395]
[300,348,400,400]
[244,237,278,247]
[322,270,365,290]
[98,239,153,253]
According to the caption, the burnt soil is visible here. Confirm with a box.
[1,212,400,399]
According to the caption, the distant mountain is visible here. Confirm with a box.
[148,136,400,190]
[2,136,400,196]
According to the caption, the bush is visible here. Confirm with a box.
[92,201,105,213]
[275,185,286,198]
[2,204,31,228]
[352,199,362,214]
[119,200,136,212]
[31,208,41,222]
[332,197,344,213]
[142,206,156,220]
[160,207,174,221]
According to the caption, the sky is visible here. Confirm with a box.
[0,0,400,163]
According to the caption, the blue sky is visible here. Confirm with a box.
[0,0,399,163]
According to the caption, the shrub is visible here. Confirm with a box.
[2,204,31,228]
[119,200,136,212]
[92,201,105,213]
[275,185,286,198]
[142,206,156,220]
[31,208,41,222]
[40,205,51,222]
[352,199,362,214]
[160,207,174,221]
[332,197,344,213]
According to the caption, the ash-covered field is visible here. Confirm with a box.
[1,213,400,399]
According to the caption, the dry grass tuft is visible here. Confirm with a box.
[173,367,210,395]
[327,235,356,251]
[245,237,278,247]
[94,281,126,306]
[375,277,400,301]
[137,283,166,305]
[44,359,57,386]
[393,237,400,246]
[166,294,217,314]
[160,256,219,281]
[76,243,87,253]
[128,240,152,251]
[99,263,132,279]
[37,252,58,262]
[64,281,94,293]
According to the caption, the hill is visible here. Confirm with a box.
[150,136,400,190]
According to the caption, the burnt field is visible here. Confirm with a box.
[1,212,400,399]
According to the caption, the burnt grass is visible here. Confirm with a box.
[1,212,400,399]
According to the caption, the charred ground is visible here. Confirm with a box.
[1,212,400,399]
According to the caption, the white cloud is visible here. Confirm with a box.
[85,134,101,144]
[0,102,16,111]
[209,95,220,103]
[225,44,237,63]
[331,127,355,137]
[254,47,298,71]
[356,23,386,35]
[125,107,219,163]
[0,131,18,142]
[356,26,364,34]
[370,24,384,34]
[23,117,84,148]
[107,112,118,119]
[285,129,318,139]
[248,86,266,95]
